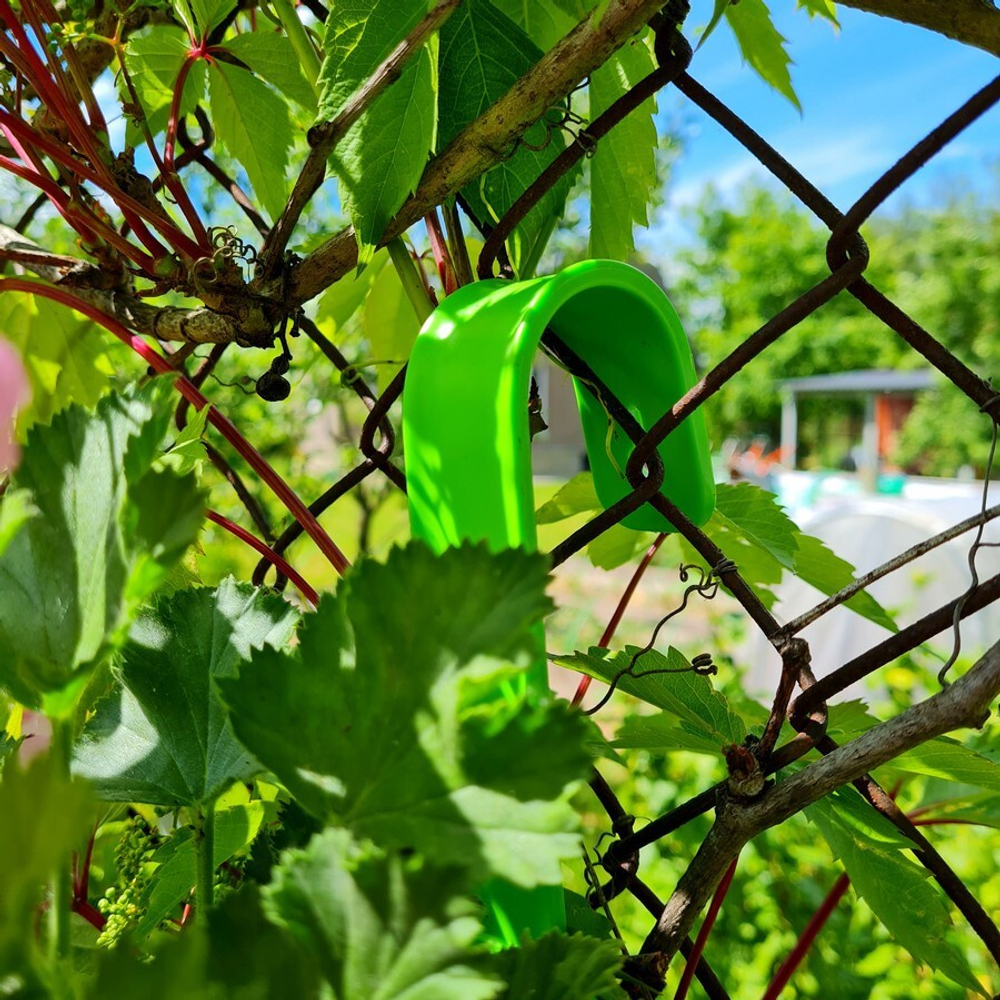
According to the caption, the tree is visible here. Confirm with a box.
[1,0,999,997]
[672,186,1000,475]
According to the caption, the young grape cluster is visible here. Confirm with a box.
[96,815,158,948]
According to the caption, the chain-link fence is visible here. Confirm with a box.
[232,15,1000,997]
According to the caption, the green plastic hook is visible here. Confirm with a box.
[402,258,714,944]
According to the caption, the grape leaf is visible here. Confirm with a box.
[223,32,317,110]
[264,828,500,1000]
[829,703,1000,791]
[492,930,623,999]
[206,887,321,997]
[222,543,594,887]
[0,756,94,966]
[135,802,271,936]
[91,924,219,998]
[808,789,987,997]
[208,61,293,222]
[319,0,439,264]
[535,472,650,569]
[0,387,204,709]
[438,0,572,276]
[121,27,207,141]
[552,646,747,747]
[72,579,297,806]
[589,36,657,260]
[0,292,115,433]
[725,0,800,110]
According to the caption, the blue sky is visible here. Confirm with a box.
[639,4,999,248]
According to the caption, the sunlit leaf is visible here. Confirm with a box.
[222,543,593,887]
[319,0,439,264]
[725,0,800,110]
[209,61,294,222]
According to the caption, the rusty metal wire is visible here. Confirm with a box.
[246,17,999,981]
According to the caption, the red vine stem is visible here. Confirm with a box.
[571,532,667,708]
[162,48,211,246]
[674,854,739,1000]
[206,510,318,607]
[0,278,351,577]
[0,108,201,262]
[762,873,850,1000]
[425,208,457,295]
[2,2,165,258]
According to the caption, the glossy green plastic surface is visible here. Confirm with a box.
[402,259,715,944]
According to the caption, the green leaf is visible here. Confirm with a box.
[489,0,575,50]
[316,251,389,337]
[208,61,294,222]
[697,0,731,50]
[0,489,35,558]
[0,293,115,433]
[725,0,800,110]
[553,646,746,747]
[121,28,207,141]
[223,32,317,110]
[189,0,237,36]
[438,0,572,276]
[264,828,500,999]
[586,524,651,571]
[319,0,439,264]
[714,482,799,567]
[493,930,623,999]
[797,0,839,25]
[889,737,1000,792]
[808,789,987,997]
[912,793,1000,831]
[361,260,422,389]
[206,886,321,997]
[712,483,896,631]
[135,802,271,936]
[158,405,209,476]
[0,756,94,968]
[792,533,897,632]
[0,387,204,707]
[73,579,298,805]
[589,36,657,260]
[535,472,600,524]
[612,714,735,757]
[91,923,220,998]
[564,889,612,940]
[223,543,593,887]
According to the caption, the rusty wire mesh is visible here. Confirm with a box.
[242,16,1000,995]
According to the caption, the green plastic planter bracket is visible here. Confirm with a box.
[402,258,715,945]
